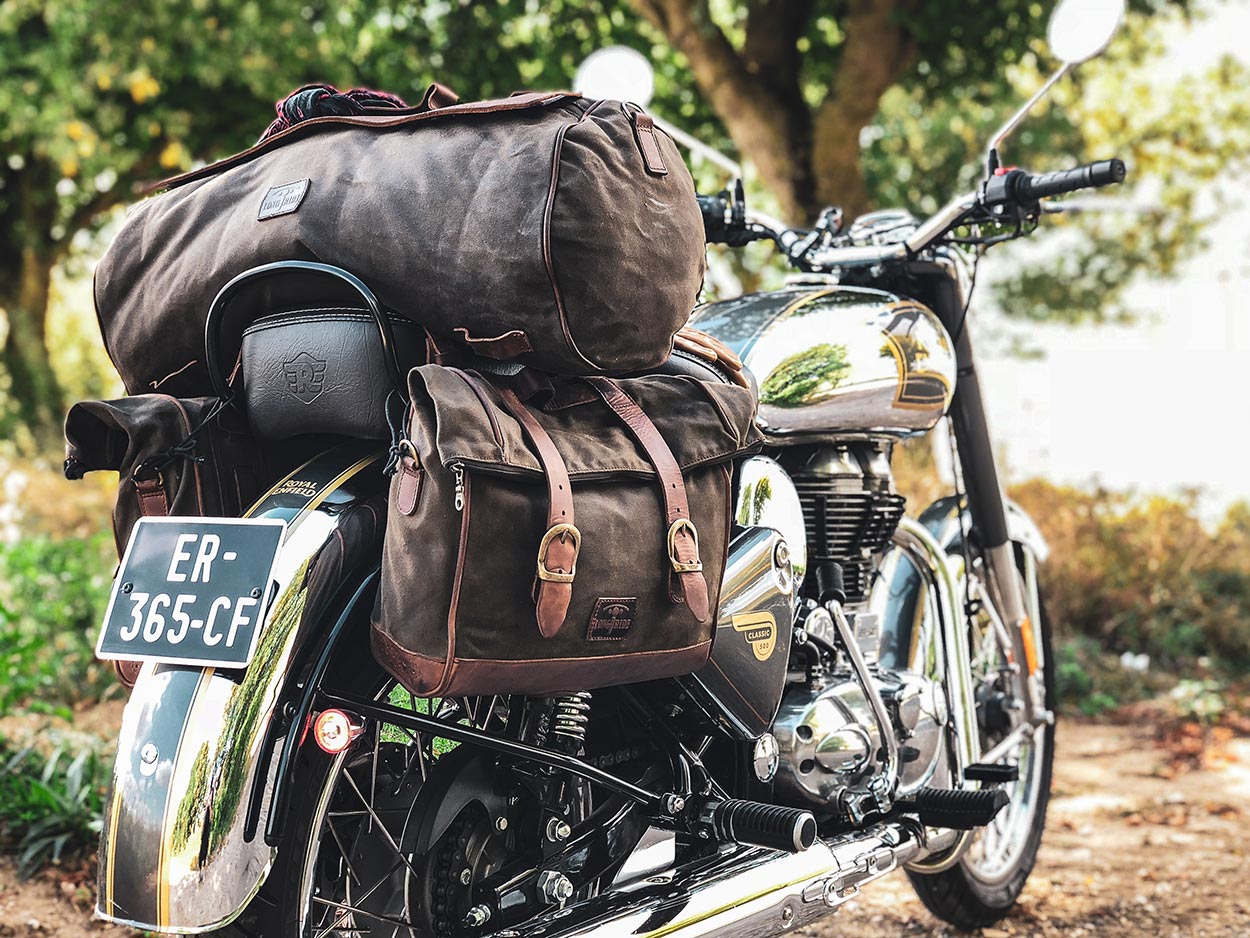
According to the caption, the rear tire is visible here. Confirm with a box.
[907,590,1056,929]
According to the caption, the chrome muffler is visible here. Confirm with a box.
[511,820,949,938]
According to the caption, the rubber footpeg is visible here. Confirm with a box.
[707,799,817,853]
[909,787,1010,830]
[964,763,1019,784]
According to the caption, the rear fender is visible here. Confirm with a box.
[96,441,386,934]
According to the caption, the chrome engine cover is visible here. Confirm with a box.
[688,285,956,442]
[773,658,948,811]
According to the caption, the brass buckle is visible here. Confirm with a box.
[537,523,581,583]
[667,518,703,573]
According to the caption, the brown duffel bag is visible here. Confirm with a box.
[372,366,761,697]
[93,88,705,397]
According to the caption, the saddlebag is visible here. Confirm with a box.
[372,366,761,697]
[63,394,306,557]
[93,90,705,397]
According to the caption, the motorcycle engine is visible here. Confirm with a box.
[785,443,905,602]
[771,442,949,817]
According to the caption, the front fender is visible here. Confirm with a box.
[97,441,386,934]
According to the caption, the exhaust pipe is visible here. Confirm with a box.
[509,820,948,938]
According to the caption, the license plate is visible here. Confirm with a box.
[96,517,286,669]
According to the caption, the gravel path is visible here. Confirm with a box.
[2,720,1247,936]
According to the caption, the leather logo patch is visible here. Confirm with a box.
[284,351,327,404]
[258,179,310,220]
[587,598,636,642]
[732,611,777,661]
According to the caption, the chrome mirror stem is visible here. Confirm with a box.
[984,63,1071,176]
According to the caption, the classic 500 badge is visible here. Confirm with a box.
[732,611,777,661]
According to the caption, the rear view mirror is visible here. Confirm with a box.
[574,46,655,106]
[1048,0,1126,65]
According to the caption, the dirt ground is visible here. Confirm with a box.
[1,720,1247,937]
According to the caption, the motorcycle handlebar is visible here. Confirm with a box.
[1013,158,1127,203]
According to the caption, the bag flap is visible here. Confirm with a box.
[64,395,217,477]
[408,366,761,478]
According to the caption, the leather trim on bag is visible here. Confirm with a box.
[370,629,712,698]
[135,478,170,517]
[586,378,712,623]
[397,456,423,516]
[452,327,533,360]
[497,387,578,639]
[630,113,669,176]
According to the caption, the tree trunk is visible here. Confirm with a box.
[1,247,62,449]
[629,0,916,227]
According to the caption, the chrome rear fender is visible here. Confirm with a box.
[96,442,386,934]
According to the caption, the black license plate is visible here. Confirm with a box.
[96,517,286,669]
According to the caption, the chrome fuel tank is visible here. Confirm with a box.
[689,285,956,442]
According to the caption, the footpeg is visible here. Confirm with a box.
[700,799,817,853]
[964,762,1019,784]
[907,787,1010,830]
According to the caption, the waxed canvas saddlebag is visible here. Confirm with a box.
[94,92,705,398]
[63,394,309,557]
[372,366,762,697]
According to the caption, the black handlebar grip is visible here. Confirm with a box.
[1015,158,1127,203]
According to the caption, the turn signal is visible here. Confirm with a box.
[313,709,360,754]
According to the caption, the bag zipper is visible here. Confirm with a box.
[451,462,466,511]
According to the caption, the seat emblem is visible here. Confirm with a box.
[284,352,328,404]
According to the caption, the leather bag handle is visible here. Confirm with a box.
[585,377,711,623]
[496,386,579,639]
[204,260,407,402]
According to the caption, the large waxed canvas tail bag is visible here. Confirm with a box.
[372,366,762,698]
[93,90,706,398]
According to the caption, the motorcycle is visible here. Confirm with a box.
[92,0,1128,934]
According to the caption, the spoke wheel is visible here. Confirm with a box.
[908,558,1055,930]
[297,690,506,938]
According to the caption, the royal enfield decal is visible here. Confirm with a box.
[257,178,310,220]
[732,611,777,661]
[284,351,328,404]
[587,597,637,641]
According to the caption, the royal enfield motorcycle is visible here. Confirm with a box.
[93,0,1128,934]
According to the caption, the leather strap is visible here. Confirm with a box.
[497,387,579,639]
[135,478,170,517]
[585,377,711,623]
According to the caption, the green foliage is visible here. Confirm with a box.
[0,735,108,879]
[0,533,117,715]
[864,6,1250,324]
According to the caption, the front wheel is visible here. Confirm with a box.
[907,566,1056,929]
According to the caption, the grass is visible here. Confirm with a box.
[0,735,108,879]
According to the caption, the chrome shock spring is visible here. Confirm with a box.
[551,692,592,752]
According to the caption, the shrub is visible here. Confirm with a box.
[0,533,117,715]
[0,735,108,879]
[1011,480,1250,675]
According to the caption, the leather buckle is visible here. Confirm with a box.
[537,523,581,583]
[667,518,703,573]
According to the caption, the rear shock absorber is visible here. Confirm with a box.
[550,692,592,754]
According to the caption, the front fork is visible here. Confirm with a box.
[948,324,1045,722]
